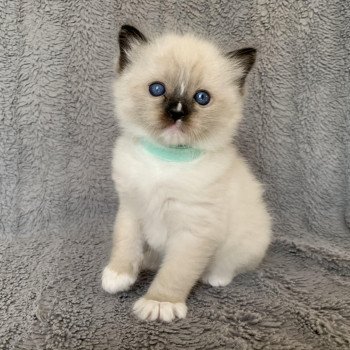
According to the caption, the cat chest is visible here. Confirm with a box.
[137,181,181,251]
[115,151,212,249]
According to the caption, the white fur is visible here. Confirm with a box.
[101,266,136,294]
[201,273,232,287]
[133,298,187,322]
[180,82,185,95]
[112,137,271,259]
[102,29,272,322]
[110,136,271,318]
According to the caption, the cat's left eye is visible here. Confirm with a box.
[194,90,210,106]
[149,82,166,97]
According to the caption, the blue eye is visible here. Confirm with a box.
[149,82,166,96]
[194,90,210,105]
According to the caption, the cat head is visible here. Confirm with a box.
[113,25,256,150]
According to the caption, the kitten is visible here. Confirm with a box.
[102,25,272,322]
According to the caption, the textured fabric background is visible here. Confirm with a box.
[1,0,349,349]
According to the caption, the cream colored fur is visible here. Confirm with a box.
[102,30,272,322]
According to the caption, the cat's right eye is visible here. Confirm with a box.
[149,82,166,97]
[194,90,210,106]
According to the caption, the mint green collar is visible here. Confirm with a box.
[139,138,204,162]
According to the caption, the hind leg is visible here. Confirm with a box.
[202,231,270,287]
[201,249,237,287]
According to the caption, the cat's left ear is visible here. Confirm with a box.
[118,25,148,73]
[226,48,256,89]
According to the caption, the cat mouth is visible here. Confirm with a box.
[159,120,188,145]
[159,119,184,134]
[168,119,183,131]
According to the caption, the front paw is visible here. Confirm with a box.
[101,266,136,294]
[133,297,187,322]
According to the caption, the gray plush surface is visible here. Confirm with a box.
[1,0,349,349]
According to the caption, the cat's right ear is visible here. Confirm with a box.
[118,25,148,73]
[226,48,256,90]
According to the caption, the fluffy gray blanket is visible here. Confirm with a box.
[1,1,349,349]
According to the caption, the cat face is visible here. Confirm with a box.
[113,25,256,150]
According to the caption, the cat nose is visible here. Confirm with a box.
[167,102,185,122]
[168,109,185,122]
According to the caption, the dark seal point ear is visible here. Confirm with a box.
[118,25,148,72]
[226,48,257,88]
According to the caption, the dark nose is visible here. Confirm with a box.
[167,103,186,122]
[168,109,185,122]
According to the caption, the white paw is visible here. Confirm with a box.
[133,297,187,322]
[201,274,232,287]
[101,266,136,294]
